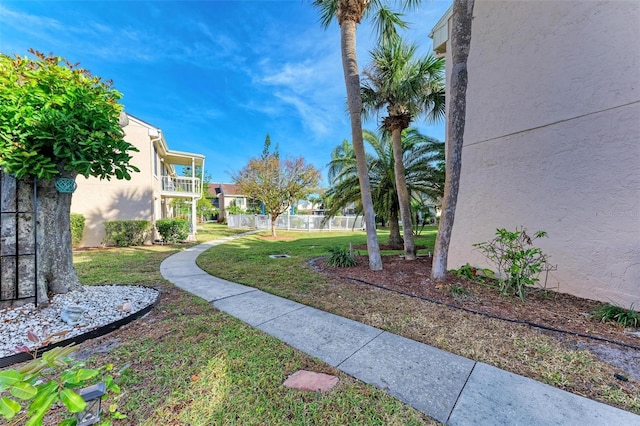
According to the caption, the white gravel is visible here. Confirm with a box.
[0,285,158,358]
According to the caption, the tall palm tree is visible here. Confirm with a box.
[327,129,444,248]
[432,0,475,281]
[313,0,418,270]
[361,37,445,260]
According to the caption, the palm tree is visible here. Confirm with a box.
[361,37,445,260]
[327,129,444,248]
[432,0,475,281]
[313,0,418,270]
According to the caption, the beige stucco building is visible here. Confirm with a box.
[71,114,205,246]
[431,1,639,307]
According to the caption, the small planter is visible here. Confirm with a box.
[55,177,77,193]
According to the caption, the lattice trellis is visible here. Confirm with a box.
[0,172,38,306]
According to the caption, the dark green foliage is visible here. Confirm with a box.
[70,213,85,247]
[103,220,152,247]
[156,219,190,243]
[326,246,357,268]
[592,304,639,328]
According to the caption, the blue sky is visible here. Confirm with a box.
[1,0,452,184]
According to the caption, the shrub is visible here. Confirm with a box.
[326,246,357,268]
[70,213,85,247]
[103,220,152,247]
[156,219,190,243]
[592,304,639,328]
[0,333,123,425]
[473,227,551,300]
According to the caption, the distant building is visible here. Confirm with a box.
[207,183,261,220]
[71,114,205,246]
[430,2,639,307]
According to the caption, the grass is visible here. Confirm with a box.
[69,224,639,418]
[195,227,640,414]
[71,224,438,425]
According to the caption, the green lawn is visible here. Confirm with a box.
[72,224,438,425]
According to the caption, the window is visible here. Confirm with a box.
[153,146,158,177]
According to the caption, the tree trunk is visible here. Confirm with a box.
[340,19,382,270]
[391,127,416,259]
[271,216,277,237]
[432,0,474,281]
[387,204,403,249]
[1,171,81,306]
[37,173,82,302]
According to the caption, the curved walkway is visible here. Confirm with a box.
[160,234,640,425]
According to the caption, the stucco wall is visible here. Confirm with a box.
[71,120,156,247]
[448,1,640,307]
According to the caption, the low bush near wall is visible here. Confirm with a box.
[156,219,189,243]
[70,213,85,247]
[103,220,152,247]
[473,227,551,300]
[155,219,190,243]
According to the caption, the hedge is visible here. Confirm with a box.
[156,218,190,243]
[103,220,153,247]
[70,213,85,247]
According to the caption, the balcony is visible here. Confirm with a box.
[161,176,201,198]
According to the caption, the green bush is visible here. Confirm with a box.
[473,227,550,300]
[70,213,85,247]
[326,246,357,268]
[156,219,190,243]
[103,220,152,247]
[592,304,639,328]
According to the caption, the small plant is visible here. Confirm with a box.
[0,332,122,425]
[452,263,478,279]
[326,246,357,268]
[592,304,639,328]
[156,219,190,243]
[473,227,551,300]
[450,285,473,297]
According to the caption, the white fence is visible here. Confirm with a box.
[227,214,365,232]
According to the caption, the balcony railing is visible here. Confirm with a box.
[161,176,201,196]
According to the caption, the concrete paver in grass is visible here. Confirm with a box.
[448,362,640,425]
[213,290,306,326]
[339,331,475,423]
[257,306,383,367]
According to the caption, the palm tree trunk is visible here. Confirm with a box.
[391,128,416,259]
[340,19,382,270]
[432,0,474,281]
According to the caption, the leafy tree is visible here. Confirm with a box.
[232,136,320,236]
[432,0,474,281]
[0,50,138,303]
[314,0,419,270]
[181,166,217,221]
[327,129,443,247]
[362,37,445,259]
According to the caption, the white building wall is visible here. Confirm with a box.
[71,120,155,247]
[447,1,640,307]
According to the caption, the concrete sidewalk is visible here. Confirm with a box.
[160,235,640,425]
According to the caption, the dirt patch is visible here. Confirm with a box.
[258,235,295,241]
